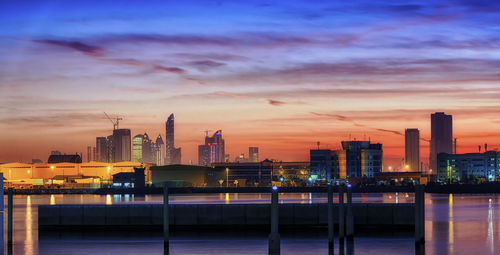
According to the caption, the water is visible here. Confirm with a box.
[3,193,500,254]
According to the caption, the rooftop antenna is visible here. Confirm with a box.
[104,112,122,130]
[202,130,213,137]
[317,141,320,150]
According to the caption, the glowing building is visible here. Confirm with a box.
[132,134,144,163]
[133,133,154,164]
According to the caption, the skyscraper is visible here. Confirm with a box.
[106,135,114,163]
[198,130,225,166]
[112,129,131,162]
[153,134,165,165]
[133,133,154,163]
[430,112,453,171]
[405,128,420,171]
[165,113,175,164]
[95,137,108,162]
[249,147,259,162]
[132,134,144,163]
[198,145,210,166]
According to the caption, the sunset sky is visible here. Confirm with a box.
[1,0,500,168]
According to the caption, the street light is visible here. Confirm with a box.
[226,167,229,188]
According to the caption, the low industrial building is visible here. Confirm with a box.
[437,151,500,183]
[150,164,217,187]
[0,161,152,188]
[112,167,146,189]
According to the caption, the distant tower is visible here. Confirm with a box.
[249,147,259,162]
[112,129,131,162]
[405,129,420,171]
[165,114,174,164]
[198,130,225,166]
[132,134,144,163]
[430,112,453,170]
[96,137,108,162]
[87,146,92,162]
[153,134,165,165]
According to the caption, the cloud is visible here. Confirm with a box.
[188,60,226,71]
[268,99,286,106]
[31,39,103,57]
[310,112,414,138]
[152,65,186,74]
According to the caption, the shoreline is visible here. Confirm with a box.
[5,182,500,194]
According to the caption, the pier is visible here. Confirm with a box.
[39,203,415,230]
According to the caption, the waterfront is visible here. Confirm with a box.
[3,193,500,254]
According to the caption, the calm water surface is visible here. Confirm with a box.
[2,193,500,255]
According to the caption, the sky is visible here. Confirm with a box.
[1,0,500,168]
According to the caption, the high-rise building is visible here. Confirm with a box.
[87,146,92,162]
[165,113,175,164]
[249,147,259,162]
[165,113,182,164]
[133,133,154,163]
[173,148,181,164]
[405,129,420,171]
[153,134,165,165]
[198,130,225,166]
[132,134,144,163]
[112,129,131,162]
[106,135,114,163]
[430,112,453,171]
[96,137,108,162]
[198,145,210,166]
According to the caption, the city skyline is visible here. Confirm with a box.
[2,1,500,166]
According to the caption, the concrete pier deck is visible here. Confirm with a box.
[39,203,414,230]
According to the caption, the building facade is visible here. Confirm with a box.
[437,151,500,183]
[198,145,210,166]
[310,149,333,181]
[249,147,259,162]
[153,134,165,166]
[430,112,453,171]
[198,130,225,166]
[132,133,154,164]
[112,129,131,162]
[165,113,181,164]
[405,128,420,171]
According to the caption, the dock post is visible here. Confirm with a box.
[338,185,345,246]
[346,184,354,240]
[269,186,280,255]
[328,184,334,253]
[8,188,13,246]
[163,185,169,252]
[415,185,425,245]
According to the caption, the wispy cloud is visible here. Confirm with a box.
[31,39,103,57]
[268,99,286,106]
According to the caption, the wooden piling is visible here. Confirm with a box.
[269,186,280,255]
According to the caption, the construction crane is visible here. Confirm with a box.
[104,112,123,130]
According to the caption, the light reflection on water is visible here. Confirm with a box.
[2,193,500,255]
